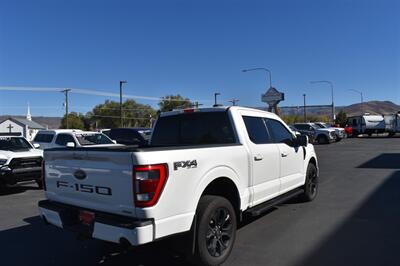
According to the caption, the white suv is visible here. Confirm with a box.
[33,130,116,149]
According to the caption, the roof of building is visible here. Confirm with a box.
[0,117,46,129]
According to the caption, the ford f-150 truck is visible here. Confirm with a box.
[38,106,319,266]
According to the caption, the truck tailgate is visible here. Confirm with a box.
[44,150,136,217]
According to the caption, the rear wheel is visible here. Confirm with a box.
[191,195,237,266]
[300,163,318,202]
[317,135,328,144]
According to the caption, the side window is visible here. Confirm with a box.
[55,134,75,146]
[243,116,272,144]
[267,119,294,146]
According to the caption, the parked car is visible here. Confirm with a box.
[293,123,336,144]
[347,114,386,136]
[39,106,318,266]
[289,125,314,142]
[313,122,346,141]
[345,125,353,137]
[0,135,43,189]
[33,130,116,149]
[101,128,149,146]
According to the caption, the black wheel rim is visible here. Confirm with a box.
[206,207,233,257]
[309,168,318,196]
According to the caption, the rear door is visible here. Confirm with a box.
[266,119,304,193]
[44,150,136,216]
[242,116,281,206]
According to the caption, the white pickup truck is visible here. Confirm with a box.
[39,106,319,266]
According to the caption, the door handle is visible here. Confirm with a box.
[254,154,264,161]
[281,152,288,157]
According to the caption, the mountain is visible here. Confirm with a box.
[0,115,62,129]
[339,101,400,116]
[270,101,400,117]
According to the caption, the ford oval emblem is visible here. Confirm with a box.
[74,169,87,180]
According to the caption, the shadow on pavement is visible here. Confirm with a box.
[0,183,41,196]
[357,153,400,169]
[0,215,191,266]
[295,170,400,266]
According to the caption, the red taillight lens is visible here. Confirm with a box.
[133,164,168,208]
[41,160,46,191]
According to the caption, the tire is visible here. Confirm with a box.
[191,195,237,266]
[300,163,318,202]
[316,135,328,144]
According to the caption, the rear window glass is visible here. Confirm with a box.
[76,133,113,146]
[152,112,236,146]
[34,133,54,143]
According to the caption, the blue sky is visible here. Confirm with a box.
[0,0,399,117]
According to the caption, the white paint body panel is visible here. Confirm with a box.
[41,107,318,244]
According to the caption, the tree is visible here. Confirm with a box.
[91,99,156,129]
[335,110,347,127]
[60,112,85,129]
[158,94,192,112]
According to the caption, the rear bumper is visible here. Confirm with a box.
[0,166,41,184]
[38,200,154,246]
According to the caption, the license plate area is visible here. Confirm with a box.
[79,210,95,226]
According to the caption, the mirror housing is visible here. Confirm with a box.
[112,140,117,144]
[33,143,40,149]
[297,135,308,147]
[66,142,76,148]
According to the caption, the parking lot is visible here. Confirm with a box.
[1,137,399,266]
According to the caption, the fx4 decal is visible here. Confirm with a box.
[174,160,198,170]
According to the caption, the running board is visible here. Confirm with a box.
[245,188,304,217]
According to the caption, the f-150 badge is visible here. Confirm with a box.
[174,160,197,170]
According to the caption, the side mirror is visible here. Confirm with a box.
[112,140,117,144]
[297,135,308,147]
[66,142,76,148]
[33,143,40,149]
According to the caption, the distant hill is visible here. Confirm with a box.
[0,115,61,129]
[339,101,400,116]
[263,100,400,117]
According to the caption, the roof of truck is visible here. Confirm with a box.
[161,106,276,117]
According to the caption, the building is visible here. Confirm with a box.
[0,105,46,141]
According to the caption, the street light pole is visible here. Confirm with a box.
[310,80,335,122]
[214,92,221,107]
[119,80,127,127]
[303,94,307,122]
[348,89,364,114]
[61,89,71,129]
[242,68,272,89]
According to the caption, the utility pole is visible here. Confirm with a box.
[228,98,239,106]
[194,101,203,108]
[214,92,221,107]
[119,80,127,127]
[303,94,307,122]
[61,89,71,129]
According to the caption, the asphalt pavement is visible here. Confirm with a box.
[1,137,399,266]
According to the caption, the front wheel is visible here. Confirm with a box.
[300,163,319,202]
[192,195,237,266]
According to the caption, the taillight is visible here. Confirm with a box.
[133,164,168,207]
[41,160,47,191]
